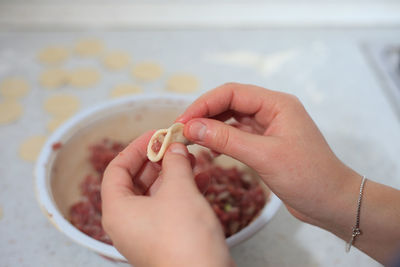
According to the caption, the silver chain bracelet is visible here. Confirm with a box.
[346,175,367,252]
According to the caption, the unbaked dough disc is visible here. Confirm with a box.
[38,46,69,65]
[39,69,69,89]
[46,115,70,132]
[75,39,104,57]
[19,135,47,162]
[131,62,163,81]
[166,74,199,93]
[110,84,142,98]
[0,77,30,99]
[0,100,23,124]
[0,205,3,220]
[69,68,100,88]
[102,51,131,70]
[44,94,80,117]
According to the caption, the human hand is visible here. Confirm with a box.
[101,132,233,267]
[176,83,361,231]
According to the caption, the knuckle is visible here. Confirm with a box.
[221,82,239,88]
[280,93,304,109]
[213,125,231,152]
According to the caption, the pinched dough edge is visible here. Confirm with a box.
[147,122,189,162]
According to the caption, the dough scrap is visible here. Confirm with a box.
[166,74,199,93]
[39,69,69,89]
[110,84,142,98]
[75,39,104,57]
[19,135,47,162]
[0,100,23,124]
[46,115,70,132]
[0,77,30,99]
[147,123,189,162]
[132,62,163,81]
[69,68,100,88]
[44,94,80,117]
[38,46,69,65]
[103,51,131,70]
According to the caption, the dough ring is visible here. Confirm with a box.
[147,123,190,162]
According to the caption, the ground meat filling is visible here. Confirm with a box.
[69,139,124,245]
[151,134,165,153]
[69,140,267,244]
[195,151,267,237]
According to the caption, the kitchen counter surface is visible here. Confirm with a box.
[0,29,399,267]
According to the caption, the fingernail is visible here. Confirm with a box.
[189,121,207,141]
[169,144,187,157]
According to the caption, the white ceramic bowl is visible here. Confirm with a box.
[34,94,282,262]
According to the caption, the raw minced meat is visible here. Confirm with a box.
[69,139,267,244]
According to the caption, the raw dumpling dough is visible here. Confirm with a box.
[166,74,199,93]
[38,46,69,65]
[19,135,47,162]
[44,94,80,117]
[132,62,163,81]
[103,51,131,70]
[110,84,142,98]
[39,69,69,89]
[0,77,29,99]
[0,100,23,124]
[147,123,189,162]
[75,39,104,57]
[69,68,100,88]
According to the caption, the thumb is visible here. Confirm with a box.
[184,118,272,170]
[160,143,198,194]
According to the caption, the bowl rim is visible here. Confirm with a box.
[34,93,282,262]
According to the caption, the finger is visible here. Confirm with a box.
[229,122,258,134]
[184,118,275,170]
[188,153,196,169]
[158,143,198,194]
[176,82,282,128]
[212,110,234,122]
[133,160,162,194]
[102,131,154,202]
[231,114,266,134]
[146,174,162,196]
[145,153,195,196]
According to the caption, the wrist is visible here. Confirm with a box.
[309,166,362,240]
[149,229,232,267]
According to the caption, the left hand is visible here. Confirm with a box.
[101,131,233,267]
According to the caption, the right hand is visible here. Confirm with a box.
[177,83,361,230]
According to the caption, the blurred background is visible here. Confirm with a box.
[0,1,399,266]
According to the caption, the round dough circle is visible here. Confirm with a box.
[103,51,131,70]
[47,115,69,132]
[0,77,30,99]
[38,46,69,65]
[166,74,199,93]
[39,69,69,89]
[110,84,142,98]
[44,94,80,117]
[132,62,163,81]
[75,39,104,57]
[69,68,100,88]
[19,135,47,162]
[0,100,23,124]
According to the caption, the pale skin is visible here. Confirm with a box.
[101,83,400,266]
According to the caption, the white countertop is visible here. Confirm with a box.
[0,29,399,267]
